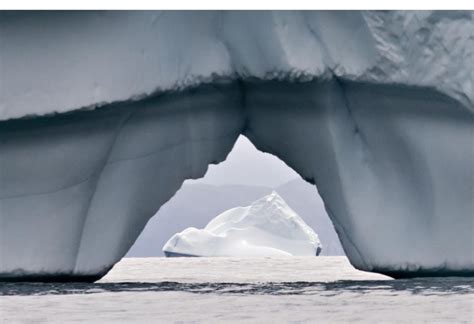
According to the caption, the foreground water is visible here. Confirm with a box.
[1,256,472,323]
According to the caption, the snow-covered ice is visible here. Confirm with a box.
[162,191,322,257]
[0,11,473,280]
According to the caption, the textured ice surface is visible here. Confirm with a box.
[0,11,472,121]
[162,192,322,257]
[0,11,473,280]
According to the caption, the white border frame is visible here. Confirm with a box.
[1,0,473,10]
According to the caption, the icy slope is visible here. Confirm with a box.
[163,192,322,257]
[0,11,473,280]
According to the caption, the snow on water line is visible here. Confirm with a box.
[1,78,472,281]
[162,191,322,257]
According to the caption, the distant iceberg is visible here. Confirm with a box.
[163,191,322,257]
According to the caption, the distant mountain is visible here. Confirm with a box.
[126,179,344,257]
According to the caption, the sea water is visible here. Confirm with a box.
[1,257,472,323]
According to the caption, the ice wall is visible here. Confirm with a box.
[0,11,473,280]
[0,84,244,280]
[244,80,474,277]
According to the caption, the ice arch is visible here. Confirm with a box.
[0,11,473,281]
[1,79,473,281]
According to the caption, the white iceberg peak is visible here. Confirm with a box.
[163,192,322,257]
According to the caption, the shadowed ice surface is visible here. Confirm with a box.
[1,257,473,323]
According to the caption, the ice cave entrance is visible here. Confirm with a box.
[126,135,344,257]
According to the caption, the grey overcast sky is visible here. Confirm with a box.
[186,135,300,188]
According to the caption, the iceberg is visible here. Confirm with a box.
[163,191,322,257]
[0,11,472,281]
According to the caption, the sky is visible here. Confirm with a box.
[186,135,300,188]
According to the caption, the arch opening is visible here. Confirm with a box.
[126,134,345,258]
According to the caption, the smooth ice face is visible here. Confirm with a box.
[0,11,473,281]
[162,191,322,257]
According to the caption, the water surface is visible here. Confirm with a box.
[1,257,472,323]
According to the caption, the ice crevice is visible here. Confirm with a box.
[72,110,135,273]
[330,77,373,271]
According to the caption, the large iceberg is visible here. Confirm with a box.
[0,11,473,281]
[163,191,322,257]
